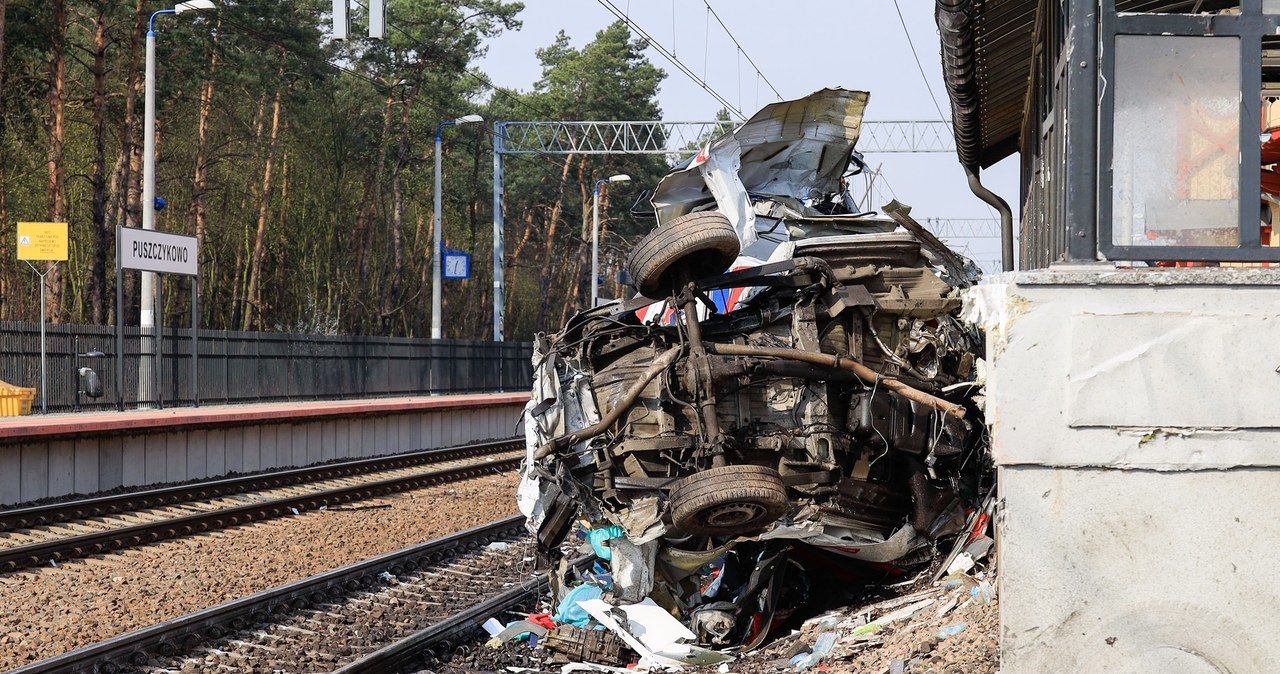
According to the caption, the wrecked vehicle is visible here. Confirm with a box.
[518,88,991,655]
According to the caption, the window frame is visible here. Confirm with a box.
[1097,0,1279,262]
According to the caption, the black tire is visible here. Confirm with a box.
[668,465,788,536]
[627,211,741,299]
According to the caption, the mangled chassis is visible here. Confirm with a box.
[522,229,986,573]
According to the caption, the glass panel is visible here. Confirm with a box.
[1112,36,1240,248]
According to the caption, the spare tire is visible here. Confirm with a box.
[627,211,740,299]
[668,465,788,536]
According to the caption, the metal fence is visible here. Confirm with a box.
[0,321,534,414]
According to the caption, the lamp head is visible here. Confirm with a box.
[608,174,631,183]
[454,114,484,125]
[175,0,216,13]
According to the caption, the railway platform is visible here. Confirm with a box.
[0,392,530,506]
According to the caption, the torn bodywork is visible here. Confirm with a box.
[519,88,991,651]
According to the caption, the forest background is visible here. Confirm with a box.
[0,0,677,340]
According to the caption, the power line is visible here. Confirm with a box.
[889,0,1001,222]
[594,0,745,120]
[701,0,782,101]
[890,0,950,131]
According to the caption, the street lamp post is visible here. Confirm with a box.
[140,0,215,407]
[431,114,483,340]
[591,174,630,307]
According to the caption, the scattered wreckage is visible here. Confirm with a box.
[515,88,993,666]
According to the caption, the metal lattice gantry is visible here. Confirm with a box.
[919,218,1004,239]
[494,120,955,155]
[489,119,957,341]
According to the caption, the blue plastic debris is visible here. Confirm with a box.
[588,525,625,560]
[553,583,604,627]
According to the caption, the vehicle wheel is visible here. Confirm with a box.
[628,211,740,299]
[668,465,788,536]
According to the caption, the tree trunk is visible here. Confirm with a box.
[535,155,577,333]
[191,18,221,246]
[350,86,396,333]
[107,0,147,325]
[560,173,592,326]
[45,0,67,322]
[385,90,412,332]
[274,149,289,325]
[242,73,285,331]
[414,210,428,336]
[0,0,9,320]
[190,20,220,327]
[509,209,537,264]
[231,93,268,328]
[598,198,619,301]
[86,1,110,323]
[505,209,536,333]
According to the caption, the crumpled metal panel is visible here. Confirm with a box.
[650,88,868,224]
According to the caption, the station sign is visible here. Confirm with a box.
[17,222,68,261]
[119,227,198,276]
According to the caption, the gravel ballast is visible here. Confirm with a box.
[0,471,520,670]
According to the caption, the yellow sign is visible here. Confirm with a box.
[16,222,68,261]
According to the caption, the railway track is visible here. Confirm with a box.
[0,438,523,572]
[9,516,545,674]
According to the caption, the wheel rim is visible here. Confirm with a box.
[701,501,769,528]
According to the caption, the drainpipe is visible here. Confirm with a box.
[965,164,1015,271]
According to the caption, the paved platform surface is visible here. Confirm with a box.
[0,392,530,443]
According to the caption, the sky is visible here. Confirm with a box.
[474,1,1021,270]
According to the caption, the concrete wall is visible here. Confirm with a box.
[0,402,524,506]
[968,268,1280,674]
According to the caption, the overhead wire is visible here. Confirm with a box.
[701,0,782,101]
[890,0,951,133]
[594,0,745,120]
[888,0,1002,223]
[702,5,710,83]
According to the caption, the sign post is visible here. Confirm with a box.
[17,222,68,414]
[117,227,199,410]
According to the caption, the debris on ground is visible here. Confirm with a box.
[449,539,998,673]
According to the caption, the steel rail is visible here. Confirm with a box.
[7,516,529,674]
[0,437,521,532]
[336,556,596,674]
[0,454,521,572]
[333,571,549,674]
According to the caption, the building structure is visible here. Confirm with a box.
[936,2,1280,671]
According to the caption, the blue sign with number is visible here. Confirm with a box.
[443,249,470,279]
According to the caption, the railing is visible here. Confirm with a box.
[0,321,533,414]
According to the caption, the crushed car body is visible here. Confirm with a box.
[518,88,992,655]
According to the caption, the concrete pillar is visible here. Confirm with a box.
[967,269,1280,673]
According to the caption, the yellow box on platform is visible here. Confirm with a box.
[0,380,35,416]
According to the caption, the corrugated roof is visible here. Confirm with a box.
[937,0,1037,169]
